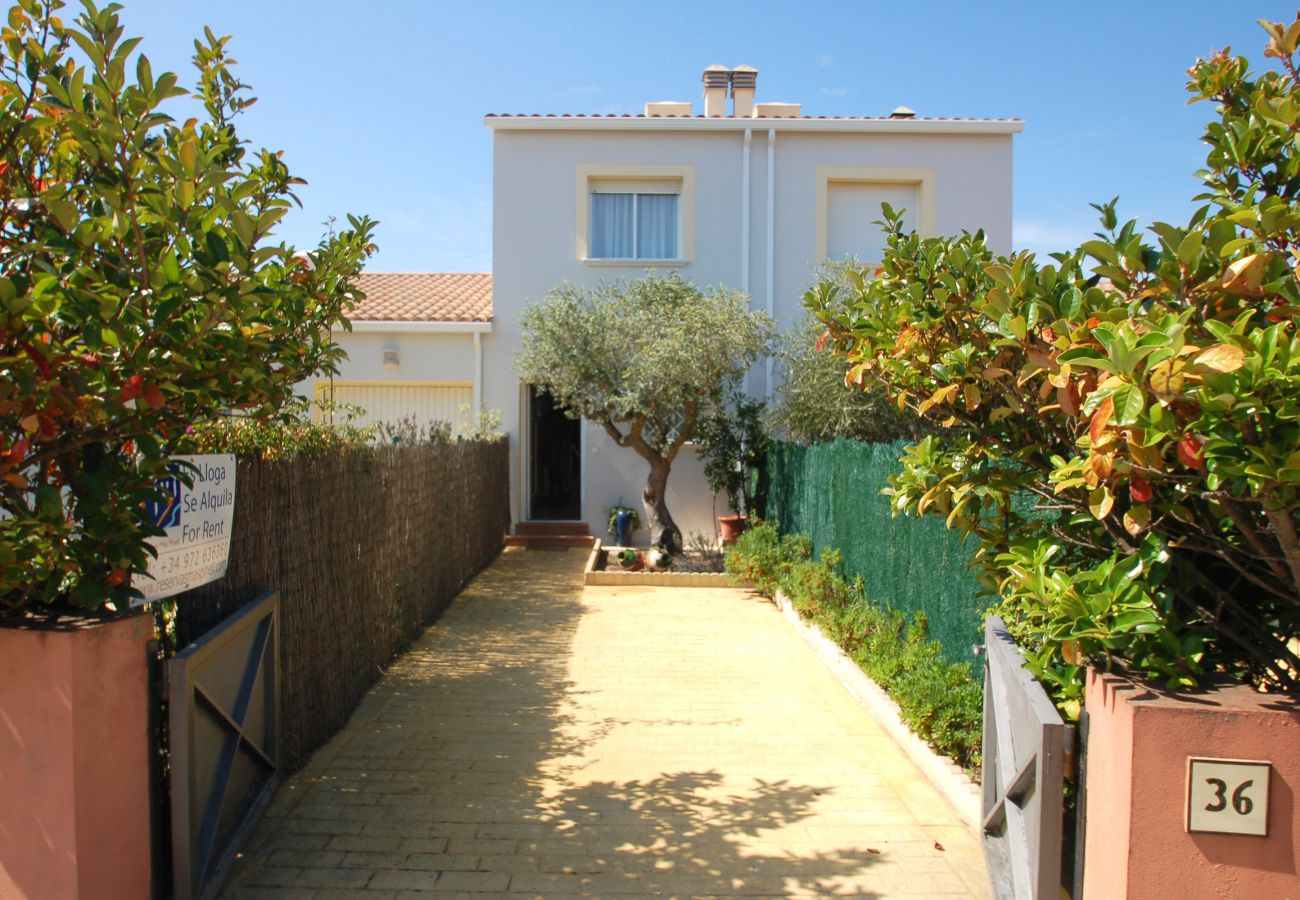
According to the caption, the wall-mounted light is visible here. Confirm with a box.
[382,345,400,370]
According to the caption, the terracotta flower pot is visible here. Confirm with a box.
[616,548,643,570]
[718,514,749,545]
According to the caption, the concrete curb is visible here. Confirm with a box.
[774,590,982,834]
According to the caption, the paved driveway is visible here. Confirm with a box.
[223,547,989,898]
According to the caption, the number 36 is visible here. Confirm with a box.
[1205,778,1254,815]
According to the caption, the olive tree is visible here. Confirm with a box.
[0,0,375,614]
[517,273,772,552]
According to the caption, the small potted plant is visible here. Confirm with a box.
[616,547,642,570]
[607,502,641,547]
[697,392,768,544]
[646,546,673,571]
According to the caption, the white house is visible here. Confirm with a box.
[326,66,1022,543]
[316,272,492,434]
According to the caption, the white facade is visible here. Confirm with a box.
[486,106,1021,541]
[314,324,489,434]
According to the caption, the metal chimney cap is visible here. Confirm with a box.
[730,65,758,91]
[889,105,917,118]
[702,64,731,87]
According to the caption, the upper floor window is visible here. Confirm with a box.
[590,183,680,259]
[575,165,695,266]
[814,166,936,263]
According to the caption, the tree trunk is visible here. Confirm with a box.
[643,457,682,554]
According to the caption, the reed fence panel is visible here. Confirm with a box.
[174,439,510,769]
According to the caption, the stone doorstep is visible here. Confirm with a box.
[773,590,983,834]
[582,540,743,588]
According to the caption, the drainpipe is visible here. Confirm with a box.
[472,331,483,416]
[742,127,751,296]
[765,128,775,397]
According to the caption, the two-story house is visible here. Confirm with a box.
[320,66,1021,543]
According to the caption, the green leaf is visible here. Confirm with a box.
[1176,230,1204,266]
[1111,384,1144,425]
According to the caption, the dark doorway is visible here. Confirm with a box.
[528,386,581,520]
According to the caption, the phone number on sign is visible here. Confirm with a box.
[157,542,230,574]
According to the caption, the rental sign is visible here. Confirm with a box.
[132,454,236,605]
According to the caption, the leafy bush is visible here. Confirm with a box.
[728,524,982,770]
[374,416,453,446]
[696,390,768,516]
[724,519,810,591]
[0,2,375,614]
[807,18,1300,706]
[768,313,929,446]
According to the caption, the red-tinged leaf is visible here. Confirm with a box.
[1090,395,1114,445]
[120,374,144,402]
[141,383,165,410]
[1130,475,1153,503]
[23,341,51,377]
[1177,436,1205,470]
[934,842,946,852]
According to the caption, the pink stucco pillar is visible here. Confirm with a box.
[0,613,154,900]
[1083,667,1300,899]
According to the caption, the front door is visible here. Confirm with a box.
[527,386,581,520]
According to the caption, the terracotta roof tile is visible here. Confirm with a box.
[349,272,492,322]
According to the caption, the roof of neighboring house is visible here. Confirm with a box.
[350,272,492,322]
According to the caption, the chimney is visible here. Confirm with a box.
[702,64,729,117]
[730,65,757,117]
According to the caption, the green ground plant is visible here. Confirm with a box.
[0,1,375,614]
[807,18,1300,711]
[727,521,982,770]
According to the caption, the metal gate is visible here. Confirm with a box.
[168,591,280,900]
[982,615,1073,900]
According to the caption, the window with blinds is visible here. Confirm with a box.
[589,181,681,259]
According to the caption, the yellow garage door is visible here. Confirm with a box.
[314,381,473,435]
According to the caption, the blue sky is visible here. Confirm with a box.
[120,1,1296,273]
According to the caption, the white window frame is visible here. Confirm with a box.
[815,166,936,263]
[575,164,695,266]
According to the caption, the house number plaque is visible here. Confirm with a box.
[1186,758,1270,836]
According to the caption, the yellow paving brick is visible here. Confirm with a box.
[220,548,990,898]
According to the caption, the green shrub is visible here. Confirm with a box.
[728,527,982,771]
[767,312,929,446]
[724,519,810,594]
[807,19,1300,705]
[0,2,375,614]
